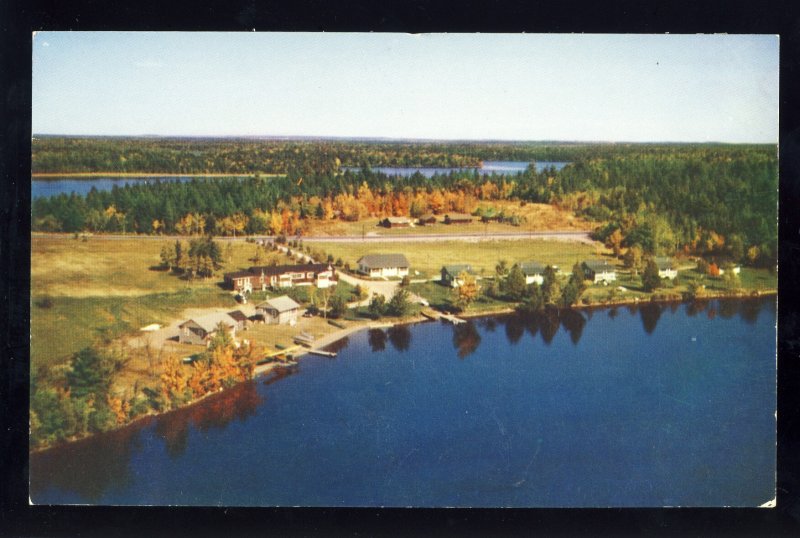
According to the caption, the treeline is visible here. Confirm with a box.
[33,136,770,175]
[32,140,777,264]
[32,136,484,174]
[533,148,777,264]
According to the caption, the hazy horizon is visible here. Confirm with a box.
[31,133,777,145]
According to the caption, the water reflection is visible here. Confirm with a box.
[452,321,482,358]
[155,381,262,458]
[388,325,412,352]
[738,299,762,325]
[368,328,387,352]
[325,336,351,354]
[559,309,587,345]
[504,315,525,344]
[30,415,151,503]
[30,381,263,502]
[685,299,709,318]
[639,303,663,334]
[539,310,561,345]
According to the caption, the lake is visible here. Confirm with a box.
[31,176,199,199]
[31,162,569,198]
[30,297,776,507]
[343,160,570,178]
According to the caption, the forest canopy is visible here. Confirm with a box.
[31,137,777,264]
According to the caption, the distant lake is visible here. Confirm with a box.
[31,177,199,199]
[30,297,776,507]
[31,162,570,198]
[343,160,570,178]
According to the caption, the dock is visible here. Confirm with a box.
[308,349,337,358]
[439,312,466,325]
[422,308,466,325]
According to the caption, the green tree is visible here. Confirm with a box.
[623,246,643,275]
[569,261,587,294]
[542,265,561,306]
[518,283,545,313]
[503,264,527,301]
[328,295,347,319]
[495,259,509,279]
[387,288,411,317]
[66,348,115,400]
[368,293,387,318]
[642,258,662,292]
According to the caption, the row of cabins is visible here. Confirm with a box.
[441,262,555,288]
[224,263,337,293]
[380,213,474,228]
[442,258,681,287]
[178,296,302,346]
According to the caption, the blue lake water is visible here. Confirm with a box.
[31,162,569,198]
[29,297,776,507]
[342,160,569,178]
[31,177,199,199]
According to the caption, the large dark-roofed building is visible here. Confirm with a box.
[357,254,410,278]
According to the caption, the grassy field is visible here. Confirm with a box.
[32,235,287,297]
[304,202,593,237]
[30,236,295,366]
[312,239,605,279]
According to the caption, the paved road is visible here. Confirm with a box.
[34,230,593,244]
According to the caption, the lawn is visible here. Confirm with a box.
[30,235,291,367]
[30,287,238,367]
[311,239,604,279]
[31,235,286,297]
[408,281,511,313]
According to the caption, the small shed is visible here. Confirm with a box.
[381,216,412,228]
[443,213,473,224]
[441,264,477,288]
[256,295,301,325]
[178,312,238,346]
[227,310,251,331]
[654,257,678,279]
[417,214,437,225]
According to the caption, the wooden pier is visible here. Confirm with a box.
[308,349,337,358]
[439,312,466,325]
[422,308,465,325]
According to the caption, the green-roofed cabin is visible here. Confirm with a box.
[441,264,476,288]
[582,259,617,284]
[518,262,549,285]
[654,257,678,279]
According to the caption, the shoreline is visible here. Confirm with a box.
[30,290,775,455]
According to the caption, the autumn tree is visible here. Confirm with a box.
[453,271,480,311]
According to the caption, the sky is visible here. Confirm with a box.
[31,32,779,143]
